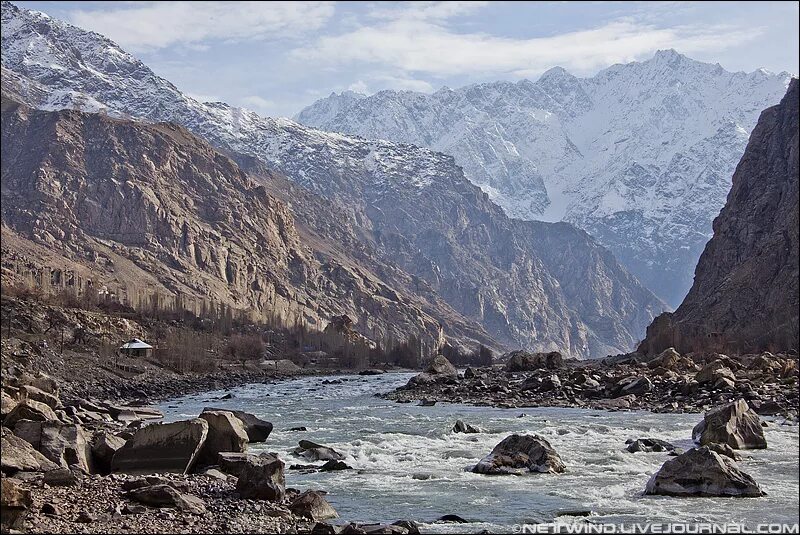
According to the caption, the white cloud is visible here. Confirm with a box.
[294,17,763,78]
[347,80,369,94]
[240,95,275,114]
[367,1,488,21]
[68,1,335,51]
[373,75,434,93]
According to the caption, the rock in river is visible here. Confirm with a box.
[472,434,565,475]
[626,438,675,453]
[645,447,763,497]
[294,440,345,462]
[452,420,480,433]
[692,399,767,449]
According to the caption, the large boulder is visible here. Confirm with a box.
[472,434,565,475]
[27,373,59,397]
[696,361,736,385]
[4,399,58,428]
[645,447,763,497]
[1,391,18,420]
[692,400,767,450]
[197,411,249,466]
[20,385,59,410]
[111,418,209,474]
[407,355,458,387]
[647,348,681,370]
[618,376,653,396]
[217,452,275,477]
[127,484,206,514]
[203,408,273,443]
[13,421,94,473]
[235,453,285,501]
[427,355,458,377]
[294,440,345,462]
[1,478,32,531]
[504,351,564,372]
[1,427,58,474]
[91,432,127,475]
[289,490,338,521]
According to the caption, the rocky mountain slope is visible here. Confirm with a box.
[1,97,455,348]
[0,1,666,357]
[639,79,799,355]
[297,52,792,306]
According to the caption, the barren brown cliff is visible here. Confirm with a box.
[640,79,799,356]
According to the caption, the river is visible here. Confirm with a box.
[159,372,800,533]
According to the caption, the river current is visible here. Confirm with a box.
[159,372,800,533]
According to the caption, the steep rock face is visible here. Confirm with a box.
[0,1,666,357]
[640,80,799,355]
[0,100,447,346]
[297,52,792,306]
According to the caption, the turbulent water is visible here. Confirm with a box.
[160,373,800,532]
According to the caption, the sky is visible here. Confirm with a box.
[15,1,800,118]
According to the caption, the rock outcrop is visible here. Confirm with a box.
[645,447,763,497]
[640,79,799,355]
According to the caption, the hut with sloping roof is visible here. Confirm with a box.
[119,338,153,358]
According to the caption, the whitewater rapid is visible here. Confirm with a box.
[160,373,800,532]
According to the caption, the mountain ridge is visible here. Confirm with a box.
[296,49,792,305]
[1,0,666,357]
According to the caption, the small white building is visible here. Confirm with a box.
[119,338,153,358]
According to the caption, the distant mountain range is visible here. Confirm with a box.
[0,1,667,357]
[296,51,792,306]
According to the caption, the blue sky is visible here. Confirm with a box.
[16,1,800,118]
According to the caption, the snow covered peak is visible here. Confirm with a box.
[296,50,792,305]
[537,66,573,83]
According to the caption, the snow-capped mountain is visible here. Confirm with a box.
[0,1,667,357]
[296,51,793,305]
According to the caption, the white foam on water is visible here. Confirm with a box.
[160,373,799,532]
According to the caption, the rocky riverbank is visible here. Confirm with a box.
[1,369,419,534]
[383,350,799,421]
